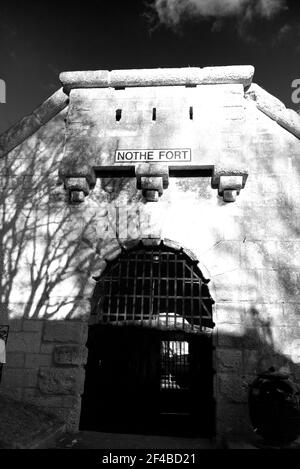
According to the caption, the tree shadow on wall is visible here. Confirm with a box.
[0,115,101,322]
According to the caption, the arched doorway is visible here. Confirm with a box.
[80,242,215,437]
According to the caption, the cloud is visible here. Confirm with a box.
[150,0,287,27]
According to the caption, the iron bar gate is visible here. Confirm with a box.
[92,243,215,331]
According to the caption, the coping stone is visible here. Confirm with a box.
[60,66,255,91]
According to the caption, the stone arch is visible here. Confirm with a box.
[87,237,215,331]
[90,237,213,279]
[83,236,216,323]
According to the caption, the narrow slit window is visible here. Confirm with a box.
[116,109,122,121]
[189,106,193,120]
[152,108,156,121]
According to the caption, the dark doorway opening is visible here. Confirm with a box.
[80,325,214,437]
[80,243,215,437]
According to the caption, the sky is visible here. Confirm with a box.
[0,0,300,134]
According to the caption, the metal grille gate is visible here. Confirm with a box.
[92,244,214,331]
[81,244,215,436]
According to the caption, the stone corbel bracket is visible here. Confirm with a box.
[58,156,96,204]
[211,170,248,202]
[135,163,169,202]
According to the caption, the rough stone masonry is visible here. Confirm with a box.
[0,65,300,440]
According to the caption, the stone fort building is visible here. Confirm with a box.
[0,66,300,442]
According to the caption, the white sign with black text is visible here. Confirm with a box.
[115,148,191,163]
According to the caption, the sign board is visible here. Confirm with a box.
[115,148,191,163]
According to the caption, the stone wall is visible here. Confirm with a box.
[1,77,300,438]
[1,317,87,429]
[0,111,92,429]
